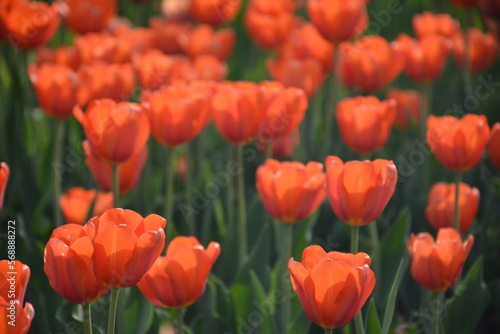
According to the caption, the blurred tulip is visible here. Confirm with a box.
[450,0,481,7]
[426,182,479,234]
[480,0,500,21]
[161,0,191,19]
[325,157,398,226]
[244,0,296,50]
[427,114,490,172]
[28,64,79,120]
[64,0,116,34]
[387,89,422,130]
[149,18,190,55]
[289,245,375,329]
[190,0,242,26]
[179,25,235,61]
[413,12,460,40]
[452,28,499,73]
[133,50,187,90]
[44,224,110,304]
[336,96,396,154]
[74,99,150,165]
[188,55,228,81]
[393,34,450,84]
[0,260,30,303]
[408,228,473,291]
[340,36,404,92]
[4,0,60,50]
[267,129,300,158]
[307,0,368,44]
[211,81,265,145]
[59,187,113,225]
[35,45,81,70]
[83,141,148,194]
[86,208,166,288]
[141,84,210,147]
[0,162,9,211]
[137,236,220,308]
[0,298,34,334]
[74,33,123,64]
[112,26,156,56]
[489,123,500,169]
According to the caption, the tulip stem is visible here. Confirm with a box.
[282,224,293,333]
[323,46,341,158]
[453,172,463,233]
[53,119,64,226]
[176,308,184,334]
[165,147,175,241]
[112,165,120,208]
[83,303,92,334]
[351,226,360,254]
[265,140,273,159]
[236,145,248,262]
[324,329,333,334]
[107,288,120,334]
[368,221,381,294]
[432,292,442,334]
[463,11,473,99]
[185,144,195,235]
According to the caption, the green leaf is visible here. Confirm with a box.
[365,299,382,334]
[382,259,404,334]
[230,283,253,334]
[249,270,279,334]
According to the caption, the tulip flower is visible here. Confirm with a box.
[289,245,375,329]
[407,228,474,291]
[256,159,326,223]
[178,25,235,61]
[190,0,242,26]
[64,0,117,34]
[336,96,397,154]
[489,123,500,170]
[28,64,79,120]
[137,236,220,308]
[452,28,499,74]
[35,45,82,70]
[387,89,422,130]
[188,55,228,82]
[74,99,150,165]
[307,0,368,44]
[0,298,34,334]
[0,162,9,211]
[149,18,190,55]
[325,156,398,226]
[257,129,300,158]
[340,36,404,92]
[426,182,479,234]
[44,224,110,304]
[412,12,460,40]
[426,114,490,172]
[133,50,184,90]
[59,187,113,225]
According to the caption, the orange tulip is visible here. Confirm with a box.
[188,55,228,82]
[325,157,398,226]
[74,99,150,165]
[340,36,404,92]
[0,260,30,304]
[407,228,474,291]
[35,45,82,70]
[289,245,375,329]
[190,0,242,26]
[336,96,397,154]
[0,162,9,211]
[149,18,190,55]
[393,33,450,84]
[59,187,113,225]
[256,159,326,223]
[244,0,296,50]
[64,0,116,34]
[179,25,235,61]
[0,298,34,334]
[211,81,265,145]
[137,236,220,308]
[83,141,148,194]
[488,123,500,169]
[413,12,460,40]
[452,28,499,73]
[74,33,121,64]
[306,0,368,44]
[28,64,79,120]
[4,0,60,50]
[86,208,166,288]
[111,26,156,57]
[386,89,422,130]
[141,84,211,147]
[425,182,479,234]
[426,114,490,172]
[44,224,110,304]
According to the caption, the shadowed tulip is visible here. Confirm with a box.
[413,12,460,40]
[188,55,228,81]
[408,228,474,291]
[256,159,326,223]
[64,0,117,34]
[190,0,242,26]
[289,245,375,329]
[0,162,9,211]
[325,157,398,226]
[149,18,190,55]
[427,114,490,172]
[44,224,110,304]
[35,45,82,70]
[86,209,166,288]
[452,28,499,73]
[137,236,220,308]
[387,89,422,130]
[336,96,397,154]
[179,25,235,61]
[489,123,500,170]
[450,0,481,7]
[74,33,123,64]
[59,187,113,225]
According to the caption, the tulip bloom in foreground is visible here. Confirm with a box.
[87,208,166,288]
[408,228,473,291]
[44,224,110,304]
[325,157,398,226]
[137,236,220,308]
[488,123,500,170]
[427,114,490,172]
[256,159,326,223]
[289,245,375,329]
[0,162,9,211]
[59,187,113,225]
[426,182,480,234]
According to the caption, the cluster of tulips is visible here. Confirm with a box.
[1,0,500,333]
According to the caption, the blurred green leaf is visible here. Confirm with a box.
[365,299,382,334]
[382,259,404,334]
[249,270,279,334]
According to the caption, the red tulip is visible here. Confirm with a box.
[386,89,422,130]
[289,245,375,329]
[0,298,34,334]
[59,187,113,225]
[408,228,473,291]
[188,55,228,82]
[452,28,499,73]
[35,45,81,70]
[137,236,220,308]
[179,25,235,61]
[413,12,460,40]
[190,0,242,26]
[149,18,190,55]
[489,123,500,169]
[0,162,9,211]
[133,50,187,90]
[325,157,398,226]
[64,0,116,34]
[74,33,123,64]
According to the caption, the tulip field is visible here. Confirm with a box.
[1,0,500,333]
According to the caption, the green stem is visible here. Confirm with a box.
[324,329,333,334]
[107,288,120,334]
[165,147,175,241]
[282,224,293,333]
[350,225,360,254]
[420,84,431,139]
[226,145,235,233]
[112,165,120,208]
[236,145,248,262]
[323,45,341,158]
[463,11,473,99]
[83,303,92,334]
[453,173,463,233]
[265,140,273,159]
[176,308,184,334]
[185,145,194,235]
[53,119,64,226]
[368,221,380,291]
[432,292,442,334]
